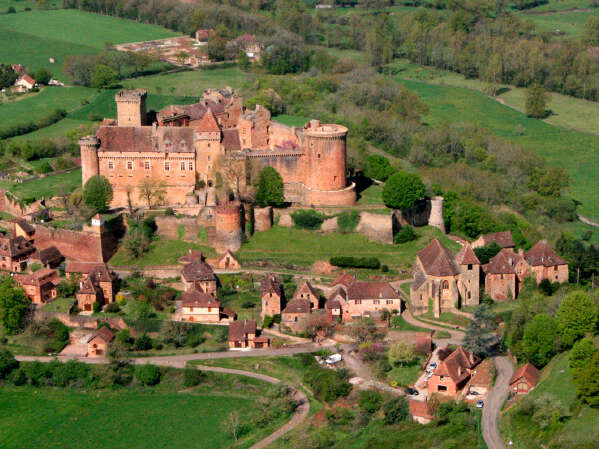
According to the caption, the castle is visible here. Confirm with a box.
[79,88,356,208]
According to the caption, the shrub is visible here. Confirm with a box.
[473,242,502,264]
[383,397,409,424]
[83,175,113,213]
[134,334,153,351]
[337,211,361,233]
[381,264,389,272]
[47,318,70,353]
[93,301,102,313]
[255,167,285,207]
[359,390,383,415]
[0,349,18,379]
[364,154,396,182]
[394,226,417,244]
[183,366,206,387]
[10,367,27,386]
[135,364,161,385]
[329,256,380,269]
[104,302,120,313]
[382,171,426,210]
[291,210,325,230]
[263,315,274,328]
[35,161,53,174]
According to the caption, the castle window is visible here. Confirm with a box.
[179,140,186,151]
[373,299,380,305]
[554,265,558,271]
[144,161,150,170]
[468,264,473,270]
[207,155,211,161]
[355,299,361,305]
[108,161,114,170]
[188,162,193,171]
[442,280,449,290]
[208,165,211,170]
[164,140,172,151]
[127,161,133,171]
[180,162,186,171]
[164,162,170,171]
[207,143,211,148]
[317,153,321,159]
[386,299,393,304]
[468,292,471,299]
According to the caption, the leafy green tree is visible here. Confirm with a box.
[525,83,550,118]
[555,291,598,347]
[33,68,52,85]
[206,25,230,61]
[0,349,18,378]
[364,154,396,182]
[569,338,598,371]
[521,313,558,367]
[255,167,285,207]
[388,341,417,366]
[394,226,417,244]
[383,396,409,424]
[474,242,502,264]
[464,304,501,358]
[572,351,599,407]
[0,277,30,334]
[237,51,251,70]
[358,390,383,415]
[135,364,161,385]
[382,171,426,210]
[83,175,113,213]
[91,64,117,88]
[584,16,599,46]
[0,64,17,89]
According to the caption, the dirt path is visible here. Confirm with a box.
[482,356,514,449]
[578,214,599,228]
[15,353,311,449]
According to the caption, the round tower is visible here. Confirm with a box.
[303,121,348,191]
[215,204,243,252]
[79,135,100,185]
[115,89,147,126]
[429,196,445,234]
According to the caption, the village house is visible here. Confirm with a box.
[13,219,35,241]
[409,399,434,424]
[228,319,269,349]
[228,34,263,61]
[293,280,320,309]
[13,268,59,304]
[181,288,221,323]
[427,346,479,397]
[0,235,35,272]
[213,250,240,270]
[29,246,64,269]
[344,281,401,321]
[14,74,35,92]
[472,231,515,250]
[261,273,284,319]
[410,239,481,317]
[76,277,104,312]
[325,287,345,322]
[66,262,118,303]
[87,326,114,357]
[281,298,311,329]
[509,363,540,395]
[195,28,214,44]
[180,251,218,294]
[524,240,569,284]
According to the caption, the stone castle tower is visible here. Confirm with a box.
[303,121,348,192]
[79,135,100,185]
[429,196,445,233]
[214,204,243,253]
[115,89,147,126]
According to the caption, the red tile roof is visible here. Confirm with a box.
[455,243,480,266]
[509,362,540,388]
[293,281,319,300]
[282,298,311,314]
[330,272,356,289]
[181,289,220,307]
[195,108,221,133]
[480,231,515,248]
[418,239,460,277]
[433,346,478,384]
[181,260,216,282]
[89,326,115,343]
[228,319,256,342]
[409,399,433,419]
[524,241,567,267]
[14,268,58,287]
[347,281,399,300]
[222,128,241,151]
[30,246,64,266]
[261,273,282,297]
[485,249,521,275]
[0,236,35,258]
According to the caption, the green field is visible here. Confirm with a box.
[522,10,599,38]
[238,225,459,270]
[500,351,599,448]
[109,238,216,267]
[11,118,94,141]
[523,0,595,12]
[0,9,178,80]
[272,114,311,127]
[0,87,96,131]
[122,68,247,97]
[0,169,81,200]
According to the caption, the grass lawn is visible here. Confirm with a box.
[0,0,48,12]
[238,225,459,271]
[521,10,599,38]
[522,0,594,12]
[272,114,311,127]
[356,183,384,205]
[123,68,247,97]
[0,379,284,449]
[0,328,51,355]
[40,297,73,314]
[500,351,599,448]
[0,9,178,80]
[387,358,423,387]
[1,169,81,200]
[220,290,262,322]
[389,315,432,332]
[11,118,94,141]
[0,87,96,132]
[421,310,471,328]
[109,238,216,267]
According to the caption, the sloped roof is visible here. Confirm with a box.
[228,319,256,341]
[485,249,520,275]
[180,250,204,264]
[433,346,477,384]
[409,399,433,419]
[96,126,195,153]
[181,289,220,307]
[0,236,35,258]
[524,241,567,267]
[282,298,311,314]
[222,129,240,151]
[330,272,356,289]
[293,281,319,299]
[347,281,399,300]
[261,273,282,297]
[455,244,480,266]
[325,297,342,310]
[31,246,63,265]
[480,231,514,248]
[328,286,347,303]
[14,268,58,287]
[417,239,460,277]
[509,362,540,387]
[78,277,99,295]
[182,260,216,282]
[195,108,221,133]
[411,268,427,291]
[65,261,98,275]
[14,218,35,234]
[88,264,115,283]
[89,326,115,343]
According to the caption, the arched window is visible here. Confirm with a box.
[442,280,449,290]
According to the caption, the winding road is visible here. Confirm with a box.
[482,356,514,449]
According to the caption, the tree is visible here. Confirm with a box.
[473,242,502,264]
[33,68,52,85]
[349,317,381,344]
[382,171,426,210]
[135,364,161,385]
[222,410,241,441]
[0,277,30,334]
[383,396,409,424]
[0,64,17,89]
[303,310,334,341]
[358,390,383,415]
[569,338,598,371]
[364,154,396,182]
[388,341,417,366]
[63,55,95,86]
[255,167,285,207]
[0,349,18,378]
[464,304,501,358]
[91,64,117,88]
[83,175,113,213]
[238,51,251,70]
[521,313,558,367]
[138,178,167,208]
[123,227,151,259]
[525,83,550,118]
[584,16,599,46]
[555,291,598,347]
[572,352,599,407]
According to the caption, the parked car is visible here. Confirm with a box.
[476,400,484,408]
[406,387,419,396]
[469,390,479,396]
[428,362,437,370]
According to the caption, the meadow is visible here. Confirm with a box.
[521,9,599,38]
[0,169,82,200]
[522,0,597,12]
[109,238,216,267]
[237,225,459,271]
[500,351,599,448]
[0,9,178,79]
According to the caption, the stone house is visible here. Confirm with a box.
[29,246,64,269]
[410,239,480,317]
[261,273,283,319]
[427,346,478,397]
[181,255,217,294]
[281,298,311,328]
[325,287,345,322]
[330,272,357,291]
[228,319,269,349]
[343,281,401,321]
[181,288,221,322]
[214,250,240,270]
[524,241,569,284]
[293,280,320,309]
[509,362,540,395]
[13,268,59,304]
[87,327,114,357]
[472,231,515,250]
[76,277,103,312]
[0,235,35,272]
[195,28,214,43]
[66,262,118,304]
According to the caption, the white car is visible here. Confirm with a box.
[476,400,484,408]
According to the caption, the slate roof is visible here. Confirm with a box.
[96,126,195,153]
[347,281,399,300]
[479,231,515,248]
[228,319,256,342]
[78,277,99,295]
[88,264,115,283]
[524,241,567,267]
[181,260,216,282]
[433,346,477,384]
[417,239,460,277]
[181,289,220,307]
[0,236,35,258]
[14,218,35,235]
[260,273,282,297]
[282,298,311,314]
[325,297,342,310]
[14,268,58,287]
[509,362,540,388]
[30,246,64,266]
[65,261,99,275]
[455,244,480,266]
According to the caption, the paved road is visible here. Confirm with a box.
[482,356,513,449]
[15,352,312,449]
